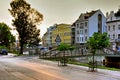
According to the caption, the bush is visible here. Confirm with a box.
[0,46,8,50]
[58,43,70,51]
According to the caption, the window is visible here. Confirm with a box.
[118,25,120,30]
[80,23,84,29]
[82,37,84,42]
[79,37,83,42]
[76,23,79,28]
[85,22,87,27]
[113,25,115,30]
[77,30,79,34]
[64,32,70,36]
[108,34,110,38]
[111,17,112,21]
[80,30,83,34]
[108,26,110,31]
[85,29,87,34]
[113,34,115,39]
[98,14,102,33]
[82,30,84,34]
[85,36,87,41]
[80,26,83,29]
[77,37,79,42]
[80,37,81,42]
[118,34,120,39]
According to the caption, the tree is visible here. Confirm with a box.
[9,0,43,54]
[69,46,76,56]
[58,43,75,66]
[58,43,70,51]
[57,43,69,66]
[87,32,110,71]
[0,22,15,48]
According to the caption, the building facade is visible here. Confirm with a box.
[51,24,71,47]
[73,10,106,45]
[46,25,57,48]
[71,23,75,45]
[42,32,48,47]
[106,9,120,50]
[42,25,56,48]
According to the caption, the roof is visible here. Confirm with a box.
[71,10,100,28]
[57,23,71,27]
[115,9,120,17]
[83,10,98,19]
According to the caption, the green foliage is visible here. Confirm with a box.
[9,0,43,54]
[68,61,89,67]
[87,32,110,71]
[69,46,76,51]
[68,60,120,71]
[0,22,15,47]
[87,32,110,51]
[0,46,8,50]
[58,43,70,51]
[58,43,76,51]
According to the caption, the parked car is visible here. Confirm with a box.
[40,47,49,53]
[0,49,8,55]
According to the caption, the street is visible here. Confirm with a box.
[0,54,120,80]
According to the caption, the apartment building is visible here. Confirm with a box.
[72,10,106,45]
[42,32,48,47]
[106,9,120,50]
[51,24,71,47]
[42,25,56,47]
[71,23,75,45]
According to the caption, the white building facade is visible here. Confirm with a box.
[106,9,120,50]
[74,10,106,45]
[45,25,57,48]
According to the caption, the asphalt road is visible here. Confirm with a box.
[0,54,120,80]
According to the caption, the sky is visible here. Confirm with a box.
[0,0,120,37]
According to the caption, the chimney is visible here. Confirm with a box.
[110,11,114,14]
[106,12,109,18]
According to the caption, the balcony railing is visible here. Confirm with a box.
[115,39,120,42]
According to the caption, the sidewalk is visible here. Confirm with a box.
[1,54,120,80]
[21,55,120,78]
[39,58,120,79]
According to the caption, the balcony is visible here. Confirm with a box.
[115,39,120,42]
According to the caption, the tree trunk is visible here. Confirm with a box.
[63,50,65,66]
[19,41,24,55]
[71,51,72,56]
[92,52,95,71]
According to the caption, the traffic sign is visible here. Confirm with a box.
[55,35,61,42]
[55,35,61,45]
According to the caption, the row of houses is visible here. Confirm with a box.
[42,9,120,50]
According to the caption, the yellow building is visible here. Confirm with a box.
[52,24,71,47]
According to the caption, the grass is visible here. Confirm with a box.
[68,60,120,71]
[43,58,120,71]
[97,66,120,71]
[40,55,120,71]
[68,61,89,66]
